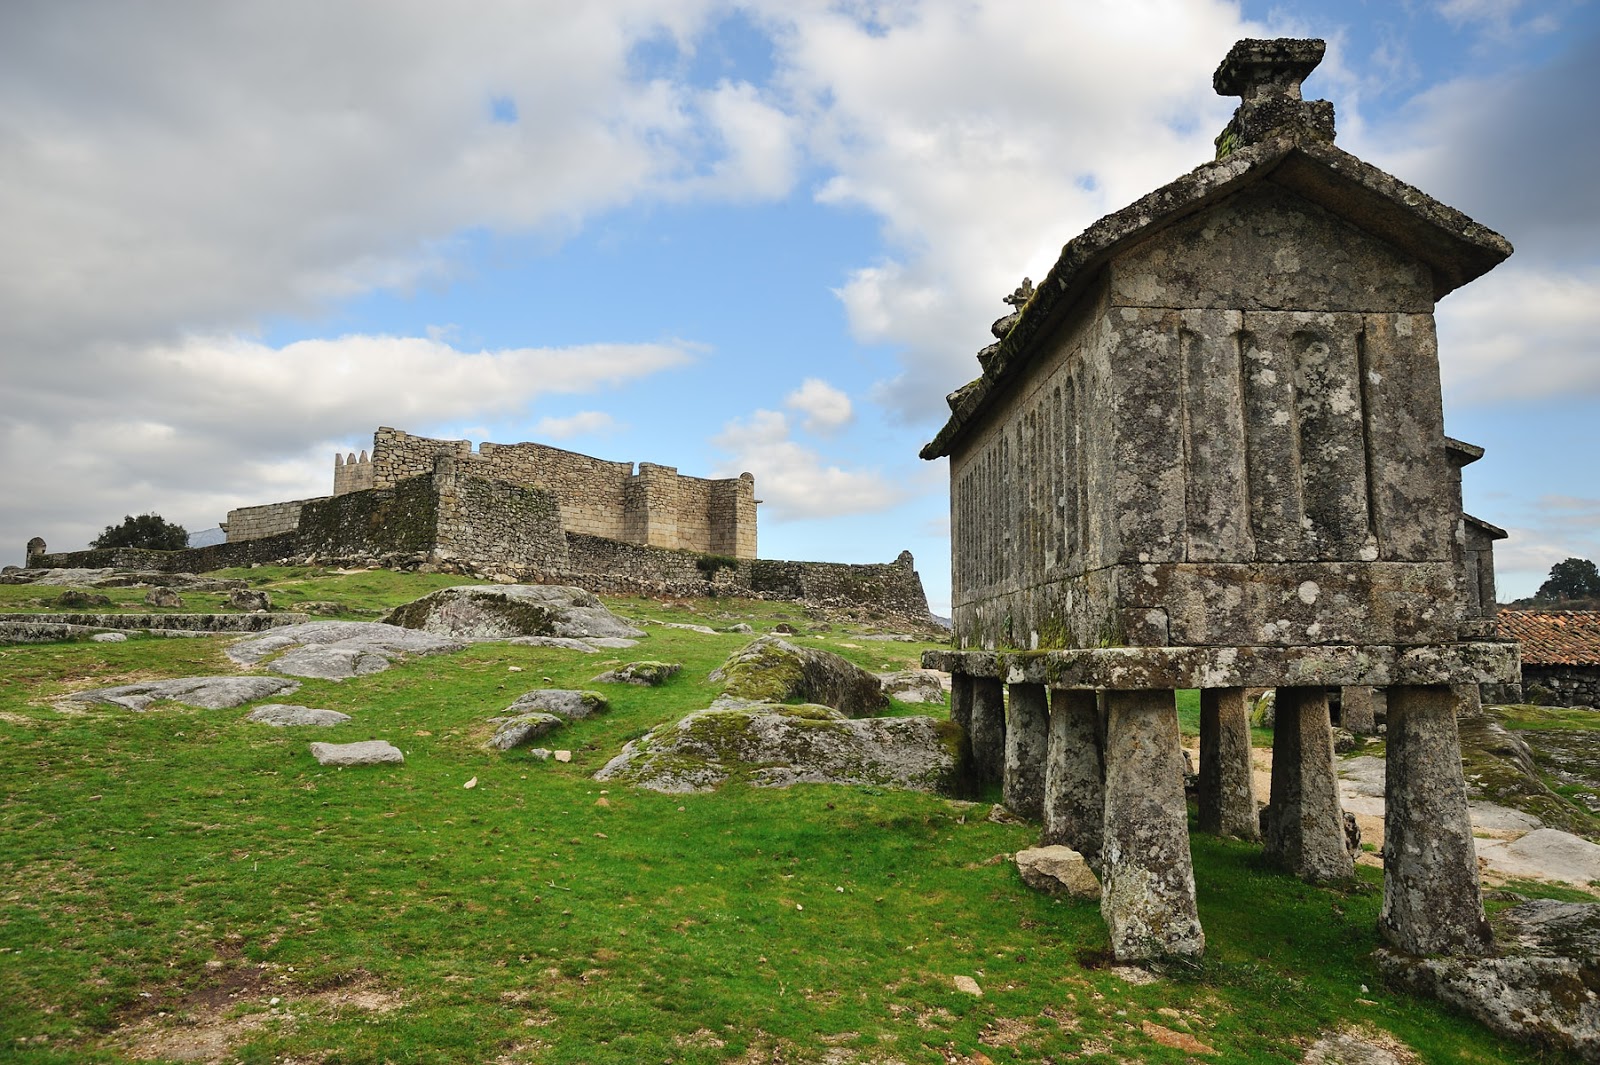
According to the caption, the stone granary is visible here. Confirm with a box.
[921,39,1519,961]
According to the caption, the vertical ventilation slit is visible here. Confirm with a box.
[1236,328,1257,555]
[1354,325,1381,548]
[1177,323,1195,562]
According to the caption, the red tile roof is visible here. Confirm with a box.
[1496,610,1600,667]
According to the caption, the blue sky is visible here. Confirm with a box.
[2,0,1596,615]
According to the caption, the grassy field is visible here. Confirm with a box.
[0,568,1576,1063]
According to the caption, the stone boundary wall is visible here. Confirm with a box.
[1523,665,1600,708]
[30,532,302,574]
[748,554,931,618]
[223,497,329,543]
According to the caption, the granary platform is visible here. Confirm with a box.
[923,640,1519,690]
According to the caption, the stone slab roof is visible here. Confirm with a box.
[921,133,1513,461]
[1497,610,1600,666]
[1464,513,1508,540]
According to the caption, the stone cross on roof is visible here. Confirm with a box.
[1214,37,1334,155]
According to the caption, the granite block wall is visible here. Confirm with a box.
[223,498,328,543]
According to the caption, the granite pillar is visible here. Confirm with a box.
[1004,682,1049,819]
[1264,686,1353,882]
[1341,685,1376,734]
[1100,689,1204,961]
[1044,689,1104,866]
[1198,687,1260,839]
[970,676,1006,788]
[1381,684,1492,956]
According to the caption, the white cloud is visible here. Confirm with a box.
[533,411,623,439]
[0,2,789,371]
[1437,266,1600,404]
[0,334,692,555]
[753,0,1260,419]
[677,80,802,200]
[710,409,908,520]
[1358,35,1600,264]
[784,378,853,434]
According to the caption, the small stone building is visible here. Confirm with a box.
[1495,610,1600,707]
[922,39,1518,961]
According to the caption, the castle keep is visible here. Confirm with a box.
[923,40,1518,961]
[226,427,757,559]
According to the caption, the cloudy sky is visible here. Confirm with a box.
[3,0,1596,614]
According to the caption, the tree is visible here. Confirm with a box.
[91,513,189,551]
[1535,557,1600,602]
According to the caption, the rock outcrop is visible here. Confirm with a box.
[309,740,404,766]
[592,661,680,687]
[69,676,301,711]
[245,704,352,727]
[383,584,644,640]
[877,669,946,704]
[485,713,565,751]
[502,689,609,720]
[1377,900,1600,1062]
[595,703,961,794]
[227,621,467,679]
[710,636,888,718]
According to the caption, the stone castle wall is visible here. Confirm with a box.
[222,497,329,543]
[333,450,374,495]
[26,466,925,619]
[349,427,757,559]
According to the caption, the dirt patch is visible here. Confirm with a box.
[105,964,401,1064]
[978,1016,1036,1047]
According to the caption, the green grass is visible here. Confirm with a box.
[1489,702,1600,733]
[0,571,1569,1063]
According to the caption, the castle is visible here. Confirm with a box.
[28,427,929,618]
[223,427,758,560]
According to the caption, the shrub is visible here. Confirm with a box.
[90,513,189,551]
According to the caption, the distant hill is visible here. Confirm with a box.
[186,526,226,548]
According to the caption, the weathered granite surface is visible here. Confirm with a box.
[485,713,565,751]
[1377,900,1600,1062]
[245,704,351,727]
[502,689,609,721]
[70,676,301,711]
[594,704,961,794]
[710,636,887,718]
[309,740,404,767]
[383,584,645,640]
[1015,845,1101,899]
[592,661,681,687]
[227,621,467,678]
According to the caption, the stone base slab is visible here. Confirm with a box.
[923,641,1517,690]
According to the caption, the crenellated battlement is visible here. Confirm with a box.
[332,449,374,496]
